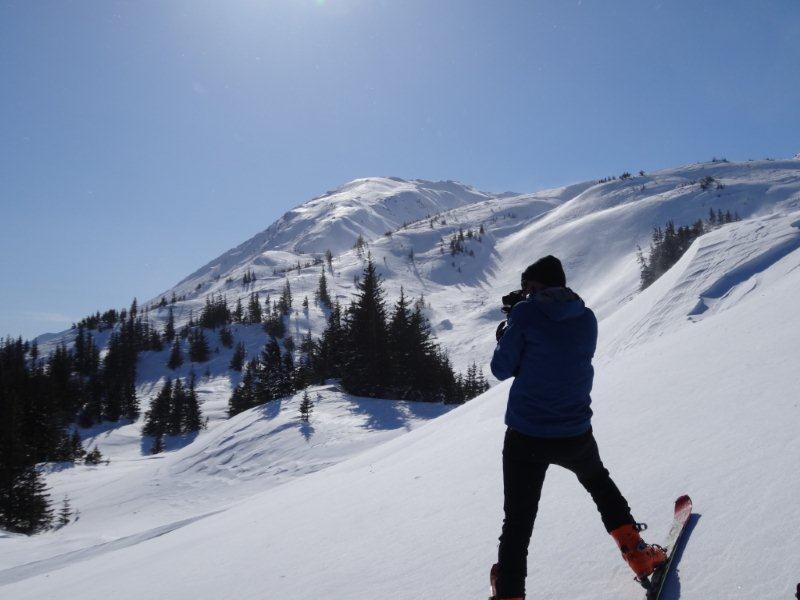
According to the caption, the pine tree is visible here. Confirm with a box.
[314,300,345,382]
[143,379,172,437]
[101,316,140,422]
[233,298,244,324]
[167,338,184,370]
[278,348,295,398]
[182,373,203,433]
[84,446,104,465]
[387,288,414,397]
[340,258,389,397]
[278,280,293,316]
[315,267,332,308]
[255,338,283,403]
[264,304,286,339]
[0,466,53,534]
[167,378,186,436]
[296,331,316,388]
[302,295,309,316]
[188,328,210,363]
[247,292,262,324]
[228,359,257,417]
[325,249,334,272]
[229,342,247,372]
[299,390,313,422]
[164,307,175,343]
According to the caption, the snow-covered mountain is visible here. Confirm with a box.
[5,157,800,599]
[140,158,800,375]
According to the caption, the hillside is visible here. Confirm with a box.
[4,157,800,599]
[3,206,800,598]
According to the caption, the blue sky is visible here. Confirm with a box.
[1,0,799,339]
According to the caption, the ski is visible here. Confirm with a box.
[638,495,693,600]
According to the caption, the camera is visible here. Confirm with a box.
[496,289,528,341]
[501,289,527,315]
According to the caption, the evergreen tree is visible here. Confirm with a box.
[314,300,345,382]
[247,292,262,324]
[164,307,176,343]
[229,342,246,372]
[228,359,257,417]
[387,288,414,397]
[84,446,104,465]
[0,466,53,534]
[143,379,172,438]
[315,267,332,308]
[199,294,231,329]
[102,317,139,422]
[340,258,390,397]
[255,338,283,403]
[167,338,184,370]
[183,373,203,433]
[299,390,313,422]
[264,305,286,339]
[167,379,186,436]
[233,298,244,324]
[295,331,316,388]
[188,328,210,363]
[278,348,295,398]
[278,280,293,316]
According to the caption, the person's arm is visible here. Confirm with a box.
[490,307,527,381]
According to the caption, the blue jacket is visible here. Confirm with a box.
[491,287,597,438]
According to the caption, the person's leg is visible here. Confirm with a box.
[558,430,633,532]
[497,428,549,599]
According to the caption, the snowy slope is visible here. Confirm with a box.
[0,384,450,573]
[7,158,800,599]
[3,210,800,598]
[173,177,496,289]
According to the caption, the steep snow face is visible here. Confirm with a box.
[4,207,800,599]
[173,177,495,291]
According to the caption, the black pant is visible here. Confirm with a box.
[496,427,633,598]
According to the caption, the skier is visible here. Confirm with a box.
[489,255,666,599]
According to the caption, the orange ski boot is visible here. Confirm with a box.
[610,523,668,581]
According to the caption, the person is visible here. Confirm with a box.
[488,255,666,600]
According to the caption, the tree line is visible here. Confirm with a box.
[638,207,741,289]
[228,257,488,417]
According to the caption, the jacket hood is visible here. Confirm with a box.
[531,287,586,321]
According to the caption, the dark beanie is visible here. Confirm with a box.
[522,255,566,288]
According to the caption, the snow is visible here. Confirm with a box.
[4,158,800,599]
[0,384,450,575]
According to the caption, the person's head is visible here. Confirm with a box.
[521,255,566,294]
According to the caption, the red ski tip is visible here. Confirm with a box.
[674,495,692,518]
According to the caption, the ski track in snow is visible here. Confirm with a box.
[0,510,224,586]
